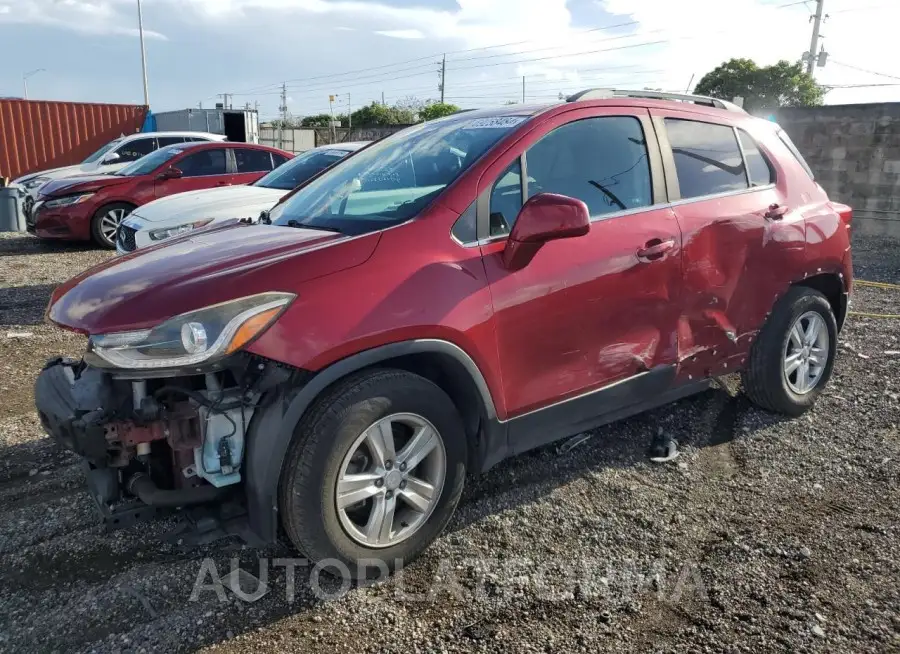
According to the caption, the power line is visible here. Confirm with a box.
[830,60,900,81]
[208,0,809,106]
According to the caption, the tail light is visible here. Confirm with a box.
[832,202,853,233]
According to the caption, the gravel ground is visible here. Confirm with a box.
[0,230,898,654]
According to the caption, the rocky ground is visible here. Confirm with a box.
[0,230,898,654]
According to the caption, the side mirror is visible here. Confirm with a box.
[158,166,183,180]
[102,152,121,164]
[502,193,590,270]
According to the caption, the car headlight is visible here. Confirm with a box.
[23,176,50,190]
[148,219,215,242]
[44,193,95,208]
[89,292,294,369]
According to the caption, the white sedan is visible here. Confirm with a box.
[116,142,367,254]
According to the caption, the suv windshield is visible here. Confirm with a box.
[82,138,123,164]
[115,146,183,177]
[269,114,527,234]
[255,149,349,191]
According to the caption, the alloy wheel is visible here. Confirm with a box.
[99,208,127,246]
[335,412,446,548]
[782,310,830,395]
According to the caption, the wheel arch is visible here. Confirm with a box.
[243,339,503,544]
[793,271,848,331]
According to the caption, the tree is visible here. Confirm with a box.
[694,58,825,112]
[350,101,416,126]
[300,114,335,128]
[420,102,461,121]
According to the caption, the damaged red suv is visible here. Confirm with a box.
[36,90,852,576]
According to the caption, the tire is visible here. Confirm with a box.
[90,202,134,249]
[742,286,838,416]
[278,369,467,579]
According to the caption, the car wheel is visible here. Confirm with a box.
[278,369,467,579]
[742,286,838,416]
[91,202,134,249]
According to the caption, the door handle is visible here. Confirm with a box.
[216,181,231,187]
[765,203,789,220]
[637,238,676,261]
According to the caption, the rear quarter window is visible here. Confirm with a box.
[776,129,815,180]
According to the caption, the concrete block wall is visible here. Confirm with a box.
[768,103,900,236]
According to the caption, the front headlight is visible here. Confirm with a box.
[44,193,95,208]
[23,176,50,190]
[89,292,294,369]
[148,219,215,242]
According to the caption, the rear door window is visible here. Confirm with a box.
[665,119,748,199]
[177,148,228,177]
[235,148,275,173]
[157,136,186,147]
[737,130,775,187]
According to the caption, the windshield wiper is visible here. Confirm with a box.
[286,220,343,234]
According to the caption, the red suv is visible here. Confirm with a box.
[29,142,292,248]
[36,91,852,576]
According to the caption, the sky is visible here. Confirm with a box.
[2,0,899,120]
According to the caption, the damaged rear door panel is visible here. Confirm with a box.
[652,110,808,381]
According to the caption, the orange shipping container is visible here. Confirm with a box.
[0,99,147,182]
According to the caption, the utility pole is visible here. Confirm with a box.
[347,93,352,133]
[278,83,288,150]
[219,93,231,109]
[136,0,150,106]
[23,68,45,100]
[522,76,525,103]
[805,0,826,76]
[328,95,337,143]
[382,91,385,106]
[439,54,446,103]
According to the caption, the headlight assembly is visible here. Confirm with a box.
[89,292,294,369]
[23,176,50,190]
[148,219,215,242]
[44,193,95,208]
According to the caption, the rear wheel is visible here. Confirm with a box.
[91,202,134,249]
[278,369,467,579]
[742,286,838,415]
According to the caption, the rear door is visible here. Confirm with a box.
[651,110,806,379]
[232,148,277,185]
[153,147,230,198]
[477,107,683,446]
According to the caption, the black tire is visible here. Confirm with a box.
[742,286,838,416]
[90,202,135,249]
[278,369,467,579]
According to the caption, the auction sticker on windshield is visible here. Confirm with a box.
[465,116,527,129]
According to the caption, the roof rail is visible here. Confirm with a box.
[566,88,747,113]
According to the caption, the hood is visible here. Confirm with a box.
[40,174,131,197]
[48,222,379,334]
[131,185,284,223]
[15,165,85,184]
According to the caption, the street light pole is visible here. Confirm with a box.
[23,69,45,100]
[137,0,150,106]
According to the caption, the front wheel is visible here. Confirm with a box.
[278,369,467,578]
[742,286,838,416]
[91,202,134,249]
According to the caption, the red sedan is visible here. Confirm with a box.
[29,141,292,248]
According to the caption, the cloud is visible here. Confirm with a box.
[375,29,425,40]
[0,0,168,39]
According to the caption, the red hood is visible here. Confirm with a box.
[48,223,379,334]
[40,174,132,197]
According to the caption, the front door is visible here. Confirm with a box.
[478,108,683,448]
[155,147,231,199]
